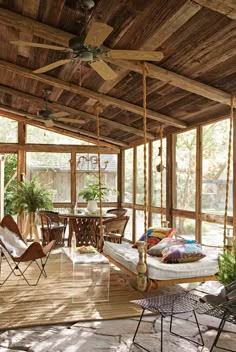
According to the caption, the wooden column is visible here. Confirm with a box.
[71,151,76,209]
[17,122,26,182]
[233,112,236,236]
[196,126,202,243]
[17,122,26,233]
[117,151,123,207]
[166,134,173,227]
[0,155,4,220]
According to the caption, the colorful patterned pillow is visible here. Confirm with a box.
[161,243,205,263]
[132,227,175,250]
[147,237,196,257]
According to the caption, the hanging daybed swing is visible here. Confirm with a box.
[101,66,234,292]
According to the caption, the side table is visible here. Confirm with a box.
[131,292,204,352]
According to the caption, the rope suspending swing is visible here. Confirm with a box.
[136,64,149,291]
[223,96,234,248]
[94,102,104,252]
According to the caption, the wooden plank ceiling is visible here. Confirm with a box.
[0,0,236,148]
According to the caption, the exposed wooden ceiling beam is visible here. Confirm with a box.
[86,0,201,101]
[107,59,233,107]
[0,143,119,154]
[0,106,126,148]
[193,0,236,20]
[0,85,155,140]
[0,8,73,46]
[0,60,187,129]
[0,10,232,109]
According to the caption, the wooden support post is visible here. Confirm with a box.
[71,151,76,210]
[233,111,236,237]
[166,134,173,227]
[132,147,137,243]
[196,126,202,243]
[117,151,123,207]
[136,241,148,292]
[0,155,4,220]
[17,123,26,233]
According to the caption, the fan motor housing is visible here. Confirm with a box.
[69,36,86,50]
[37,109,52,118]
[77,51,94,61]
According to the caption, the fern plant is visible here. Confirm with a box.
[10,176,53,215]
[218,242,236,285]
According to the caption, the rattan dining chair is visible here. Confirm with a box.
[103,215,129,244]
[38,211,67,247]
[106,208,128,217]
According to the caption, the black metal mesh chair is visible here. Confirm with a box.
[131,292,204,352]
[197,280,236,352]
[197,299,236,352]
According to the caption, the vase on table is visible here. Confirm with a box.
[87,200,97,214]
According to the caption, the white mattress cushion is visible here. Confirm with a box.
[103,241,219,280]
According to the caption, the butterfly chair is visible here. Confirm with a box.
[106,208,128,217]
[103,215,129,244]
[197,280,236,352]
[0,215,55,286]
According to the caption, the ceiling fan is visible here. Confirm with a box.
[36,88,85,127]
[10,3,164,81]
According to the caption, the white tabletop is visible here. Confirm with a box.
[63,247,109,264]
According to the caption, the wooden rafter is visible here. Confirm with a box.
[193,0,236,20]
[0,107,125,149]
[106,59,233,107]
[0,60,187,129]
[0,85,155,140]
[0,8,234,109]
[85,0,201,102]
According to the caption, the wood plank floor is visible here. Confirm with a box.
[0,250,144,329]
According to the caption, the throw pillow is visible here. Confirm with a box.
[132,227,175,250]
[0,226,28,257]
[161,243,206,263]
[147,237,196,257]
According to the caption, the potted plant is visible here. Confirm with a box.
[9,176,53,241]
[78,182,117,213]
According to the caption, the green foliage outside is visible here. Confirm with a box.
[218,242,236,285]
[4,154,17,215]
[9,176,53,215]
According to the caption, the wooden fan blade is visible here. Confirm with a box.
[33,59,74,74]
[56,117,85,124]
[44,119,54,128]
[84,22,113,47]
[50,111,70,118]
[10,41,70,51]
[109,50,164,61]
[90,60,117,80]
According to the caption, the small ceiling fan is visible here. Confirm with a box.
[36,88,85,127]
[10,1,164,81]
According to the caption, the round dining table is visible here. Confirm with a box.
[59,211,116,249]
